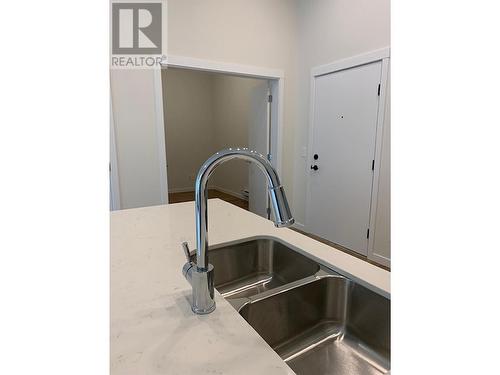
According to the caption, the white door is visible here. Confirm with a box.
[248,81,271,218]
[307,61,382,255]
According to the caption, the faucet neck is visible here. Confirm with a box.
[194,148,287,270]
[185,147,293,315]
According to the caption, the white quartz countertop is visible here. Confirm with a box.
[111,199,390,374]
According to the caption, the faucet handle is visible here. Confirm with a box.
[181,242,192,262]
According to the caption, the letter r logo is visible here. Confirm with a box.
[112,3,162,54]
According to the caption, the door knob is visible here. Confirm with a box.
[310,165,319,171]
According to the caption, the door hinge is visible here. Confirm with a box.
[367,228,370,239]
[268,94,273,103]
[377,84,381,96]
[371,159,375,170]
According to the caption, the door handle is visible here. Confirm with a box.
[310,165,319,171]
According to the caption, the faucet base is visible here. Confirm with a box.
[190,263,216,315]
[192,301,216,315]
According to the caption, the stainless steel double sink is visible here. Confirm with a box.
[192,237,390,375]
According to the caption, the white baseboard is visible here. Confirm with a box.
[168,187,194,194]
[367,252,391,268]
[292,221,305,231]
[211,185,248,201]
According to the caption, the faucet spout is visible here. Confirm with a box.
[183,148,294,314]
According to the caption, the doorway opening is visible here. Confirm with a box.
[161,66,279,218]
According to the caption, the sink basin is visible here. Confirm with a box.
[201,238,321,299]
[194,236,390,374]
[239,275,390,375]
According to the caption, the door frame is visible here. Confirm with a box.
[157,55,285,198]
[110,96,121,210]
[153,67,169,204]
[305,47,390,257]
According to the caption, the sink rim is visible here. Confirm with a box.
[206,235,390,300]
[236,273,347,313]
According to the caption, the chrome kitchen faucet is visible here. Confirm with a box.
[181,148,294,314]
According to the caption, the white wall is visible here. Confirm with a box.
[293,0,391,226]
[110,69,164,209]
[113,0,390,242]
[167,0,298,203]
[167,0,390,228]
